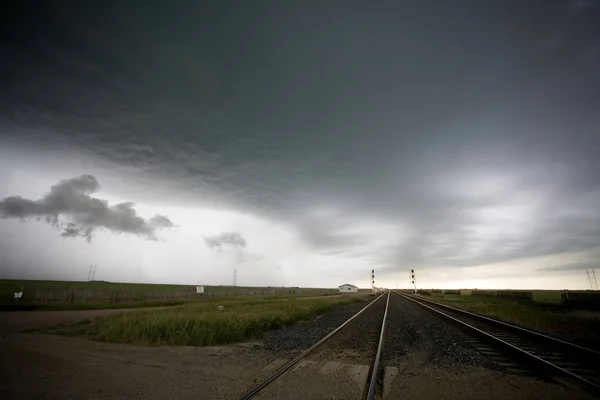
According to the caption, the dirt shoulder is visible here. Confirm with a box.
[0,332,278,400]
[0,307,170,333]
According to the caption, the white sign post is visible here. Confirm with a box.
[196,286,204,294]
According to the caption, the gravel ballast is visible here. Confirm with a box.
[382,293,501,370]
[263,292,500,370]
[262,294,378,353]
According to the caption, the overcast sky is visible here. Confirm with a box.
[1,0,599,289]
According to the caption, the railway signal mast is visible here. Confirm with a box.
[410,269,416,294]
[371,269,375,292]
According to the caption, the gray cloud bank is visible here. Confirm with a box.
[0,175,174,241]
[1,1,600,274]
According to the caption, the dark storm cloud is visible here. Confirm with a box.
[2,1,600,272]
[537,260,600,273]
[204,232,247,250]
[0,175,175,241]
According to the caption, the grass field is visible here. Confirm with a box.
[426,293,600,348]
[70,294,369,346]
[0,279,339,310]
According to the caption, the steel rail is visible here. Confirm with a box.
[402,292,600,356]
[366,290,391,400]
[237,291,388,400]
[396,292,600,395]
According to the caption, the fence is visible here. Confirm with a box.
[471,290,533,301]
[442,289,462,296]
[429,289,461,295]
[560,292,600,311]
[7,285,323,305]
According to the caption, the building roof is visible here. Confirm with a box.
[338,283,357,288]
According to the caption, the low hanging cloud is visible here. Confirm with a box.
[203,231,262,265]
[0,175,175,241]
[204,232,247,250]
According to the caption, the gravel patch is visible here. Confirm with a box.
[262,295,378,353]
[383,293,501,370]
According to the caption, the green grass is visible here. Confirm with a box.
[73,294,369,346]
[427,294,600,347]
[530,290,564,304]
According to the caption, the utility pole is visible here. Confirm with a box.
[233,268,238,287]
[592,269,599,290]
[87,265,97,281]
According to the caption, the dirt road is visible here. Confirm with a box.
[0,307,166,333]
[0,332,279,400]
[0,308,281,400]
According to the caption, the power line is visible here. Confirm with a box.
[592,269,598,290]
[586,270,593,289]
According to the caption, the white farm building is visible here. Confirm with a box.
[338,283,358,293]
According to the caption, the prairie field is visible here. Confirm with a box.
[68,294,369,346]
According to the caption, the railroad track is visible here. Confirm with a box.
[397,291,600,397]
[238,291,391,400]
[238,291,598,399]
